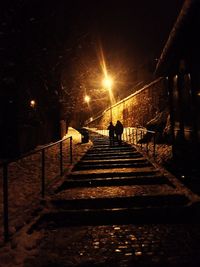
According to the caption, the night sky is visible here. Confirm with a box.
[78,0,184,61]
[1,0,184,114]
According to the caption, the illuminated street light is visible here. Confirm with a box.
[102,76,113,90]
[84,95,90,104]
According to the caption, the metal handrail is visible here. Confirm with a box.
[0,136,72,166]
[125,127,156,157]
[1,136,73,242]
[94,127,157,158]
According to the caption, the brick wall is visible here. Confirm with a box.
[85,77,168,129]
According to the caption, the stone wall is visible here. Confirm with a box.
[85,77,168,129]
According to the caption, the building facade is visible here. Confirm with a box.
[156,0,200,166]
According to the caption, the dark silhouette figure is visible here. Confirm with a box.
[115,120,124,145]
[107,122,115,146]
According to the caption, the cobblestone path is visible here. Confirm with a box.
[14,132,200,266]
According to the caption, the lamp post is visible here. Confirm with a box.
[102,76,113,122]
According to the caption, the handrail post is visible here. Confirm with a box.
[136,128,138,145]
[3,163,9,242]
[60,141,63,176]
[153,133,156,158]
[70,136,73,164]
[41,149,45,198]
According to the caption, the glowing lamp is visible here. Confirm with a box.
[30,100,36,108]
[84,95,90,103]
[102,76,113,89]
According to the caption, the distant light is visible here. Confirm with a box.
[90,117,93,122]
[173,75,178,83]
[84,95,90,103]
[197,92,200,97]
[30,100,36,108]
[181,175,185,179]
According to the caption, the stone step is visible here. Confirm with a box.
[92,140,110,144]
[80,158,148,164]
[55,175,171,192]
[88,147,135,153]
[51,194,189,210]
[70,167,159,179]
[29,203,197,232]
[74,162,152,171]
[92,144,131,149]
[86,151,135,157]
[84,150,141,157]
[86,152,135,157]
[83,153,142,160]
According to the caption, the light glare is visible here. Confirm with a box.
[102,76,113,89]
[84,95,90,103]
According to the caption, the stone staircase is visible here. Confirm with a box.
[29,132,200,232]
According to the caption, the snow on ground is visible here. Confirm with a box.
[0,127,92,246]
[64,127,82,143]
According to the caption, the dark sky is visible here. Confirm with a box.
[65,0,184,65]
[1,0,184,72]
[1,0,185,106]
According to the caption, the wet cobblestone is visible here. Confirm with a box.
[24,224,200,267]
